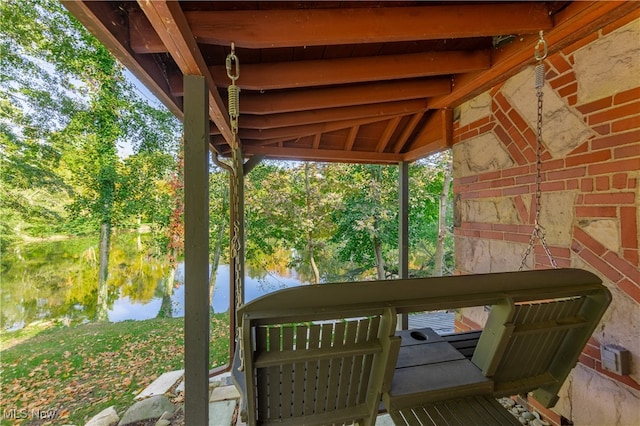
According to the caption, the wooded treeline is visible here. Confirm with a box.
[236,158,454,284]
[1,0,453,323]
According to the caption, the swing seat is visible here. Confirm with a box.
[385,275,611,425]
[231,269,610,426]
[384,288,609,425]
[232,306,400,426]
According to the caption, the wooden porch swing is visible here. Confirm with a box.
[230,269,611,425]
[228,33,612,426]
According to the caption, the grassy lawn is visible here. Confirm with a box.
[0,314,230,425]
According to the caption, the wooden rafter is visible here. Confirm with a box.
[209,51,490,91]
[393,113,424,154]
[129,4,552,51]
[344,126,360,151]
[376,117,402,153]
[312,133,322,150]
[136,0,233,144]
[67,0,640,164]
[240,99,428,130]
[243,145,403,164]
[404,109,453,162]
[168,78,451,113]
[238,115,413,142]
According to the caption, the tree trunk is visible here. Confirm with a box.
[373,234,386,280]
[136,215,143,251]
[95,220,111,321]
[305,163,321,284]
[209,186,227,310]
[372,166,386,280]
[434,158,453,276]
[309,232,320,284]
[157,276,174,318]
[158,249,178,318]
[209,223,223,310]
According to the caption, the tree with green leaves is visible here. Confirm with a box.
[1,0,81,246]
[409,152,454,276]
[244,162,296,273]
[1,0,179,321]
[291,162,340,283]
[242,159,453,283]
[208,165,230,309]
[331,164,399,280]
[433,152,453,276]
[244,161,339,283]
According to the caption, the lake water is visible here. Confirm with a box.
[0,236,308,330]
[108,264,306,322]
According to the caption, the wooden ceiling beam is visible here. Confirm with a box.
[393,112,424,154]
[136,1,233,144]
[241,79,449,115]
[168,78,451,113]
[312,133,322,150]
[209,51,490,91]
[129,4,552,52]
[129,9,167,54]
[344,126,360,151]
[404,109,453,162]
[376,117,402,153]
[430,1,640,109]
[240,99,428,130]
[243,145,403,164]
[240,115,410,142]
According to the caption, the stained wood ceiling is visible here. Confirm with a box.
[63,1,638,164]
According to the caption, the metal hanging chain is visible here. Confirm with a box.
[520,31,559,271]
[226,43,241,136]
[226,43,246,370]
[231,138,245,371]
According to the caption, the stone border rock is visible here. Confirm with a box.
[498,397,551,426]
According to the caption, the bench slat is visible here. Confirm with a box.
[392,396,521,426]
[280,327,294,418]
[304,325,321,414]
[315,323,333,414]
[348,318,369,407]
[268,327,282,419]
[292,326,307,417]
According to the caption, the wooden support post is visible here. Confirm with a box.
[398,161,409,330]
[183,75,210,425]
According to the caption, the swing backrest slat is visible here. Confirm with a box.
[235,310,399,426]
[471,290,610,407]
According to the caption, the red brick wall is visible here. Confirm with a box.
[452,14,639,425]
[454,78,639,279]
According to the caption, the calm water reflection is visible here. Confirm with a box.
[1,236,307,330]
[108,264,305,322]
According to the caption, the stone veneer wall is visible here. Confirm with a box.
[452,15,640,426]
